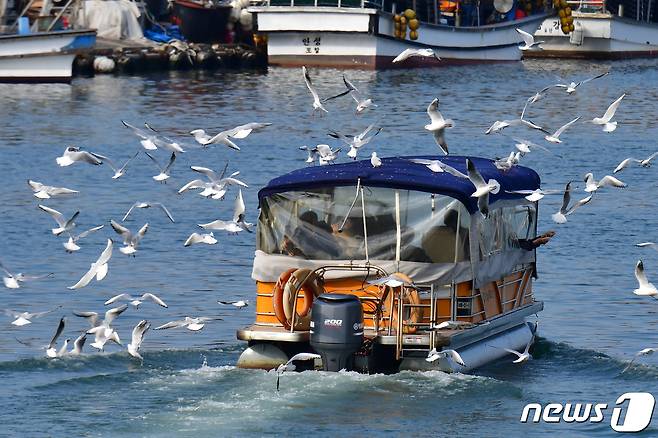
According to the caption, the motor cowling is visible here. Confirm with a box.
[310,293,364,372]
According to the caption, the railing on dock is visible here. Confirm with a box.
[8,0,85,32]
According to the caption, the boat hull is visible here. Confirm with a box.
[528,14,658,59]
[173,0,232,43]
[0,30,96,83]
[250,6,547,68]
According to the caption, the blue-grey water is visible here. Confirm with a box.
[1,61,657,436]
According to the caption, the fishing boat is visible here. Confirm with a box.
[172,0,233,43]
[236,155,543,373]
[0,0,96,82]
[528,0,658,58]
[248,0,549,68]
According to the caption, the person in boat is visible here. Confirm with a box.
[518,230,556,251]
[421,209,470,263]
[281,210,337,258]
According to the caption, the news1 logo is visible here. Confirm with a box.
[520,392,656,432]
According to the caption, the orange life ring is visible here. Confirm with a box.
[389,272,421,334]
[272,268,324,330]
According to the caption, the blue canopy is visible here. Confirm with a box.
[258,155,541,214]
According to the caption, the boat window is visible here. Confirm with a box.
[478,204,537,259]
[257,186,470,263]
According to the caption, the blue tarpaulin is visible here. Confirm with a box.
[258,155,541,214]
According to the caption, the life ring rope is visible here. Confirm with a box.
[272,268,324,331]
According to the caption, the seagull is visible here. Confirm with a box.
[93,151,140,179]
[143,123,186,153]
[505,188,561,202]
[4,306,60,326]
[424,98,453,155]
[110,220,148,256]
[69,333,87,355]
[553,71,609,94]
[501,337,533,363]
[218,300,249,308]
[0,260,52,289]
[429,320,475,330]
[302,66,328,115]
[87,325,122,350]
[275,352,321,391]
[494,151,522,171]
[179,165,247,200]
[368,273,416,288]
[121,120,159,150]
[323,74,359,102]
[392,48,440,63]
[127,320,150,360]
[122,202,174,223]
[371,152,382,168]
[189,128,241,151]
[621,347,658,373]
[516,28,544,50]
[544,117,580,144]
[63,225,104,253]
[299,146,318,164]
[467,159,500,198]
[328,123,381,159]
[184,232,217,246]
[551,182,593,224]
[27,180,78,199]
[583,172,626,192]
[56,146,103,167]
[68,238,113,289]
[614,152,658,173]
[316,144,340,165]
[633,260,658,298]
[352,93,377,114]
[38,204,79,236]
[75,305,127,350]
[636,242,658,252]
[154,316,221,331]
[198,189,253,234]
[145,152,176,183]
[407,158,468,178]
[512,138,555,155]
[591,94,625,132]
[426,348,466,366]
[105,292,168,308]
[224,122,272,139]
[46,317,66,358]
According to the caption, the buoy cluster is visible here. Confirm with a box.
[74,42,266,76]
[554,0,574,34]
[393,9,420,40]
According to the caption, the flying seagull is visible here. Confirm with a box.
[184,232,217,246]
[544,117,580,144]
[155,316,221,331]
[302,66,328,115]
[583,172,626,193]
[407,158,468,178]
[426,348,466,366]
[27,180,78,199]
[621,347,658,374]
[328,123,381,159]
[323,74,359,102]
[143,123,186,153]
[392,48,440,63]
[122,202,174,223]
[189,127,242,151]
[3,306,60,326]
[128,319,150,360]
[505,188,561,202]
[553,71,609,94]
[591,94,625,132]
[218,300,249,308]
[613,152,658,173]
[69,333,87,355]
[316,144,341,165]
[63,225,104,253]
[56,146,103,167]
[275,352,321,391]
[0,260,53,289]
[199,189,252,234]
[110,220,148,256]
[68,239,113,289]
[636,242,658,252]
[46,317,66,358]
[633,260,657,298]
[145,152,176,183]
[551,182,592,224]
[467,159,500,198]
[38,204,79,236]
[424,98,453,155]
[501,337,533,363]
[516,28,543,51]
[179,165,248,200]
[104,292,168,308]
[93,151,140,179]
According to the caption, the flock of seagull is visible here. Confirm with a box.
[3,58,657,377]
[3,117,264,361]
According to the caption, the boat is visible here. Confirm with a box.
[528,0,658,58]
[0,0,96,82]
[172,0,233,43]
[247,0,549,68]
[236,155,543,373]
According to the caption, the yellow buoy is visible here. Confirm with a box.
[561,25,569,33]
[394,14,401,22]
[395,22,401,30]
[569,23,575,32]
[566,15,574,24]
[565,6,572,14]
[404,9,416,19]
[559,0,568,8]
[558,8,566,17]
[409,30,418,40]
[409,18,420,30]
[400,16,407,24]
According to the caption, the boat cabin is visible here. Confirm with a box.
[237,155,543,373]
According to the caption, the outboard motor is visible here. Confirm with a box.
[310,293,364,372]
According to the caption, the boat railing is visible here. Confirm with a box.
[566,0,606,12]
[266,0,383,9]
[8,0,84,32]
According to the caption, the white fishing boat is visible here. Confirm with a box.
[0,0,96,82]
[248,0,549,68]
[529,0,658,58]
[236,155,544,373]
